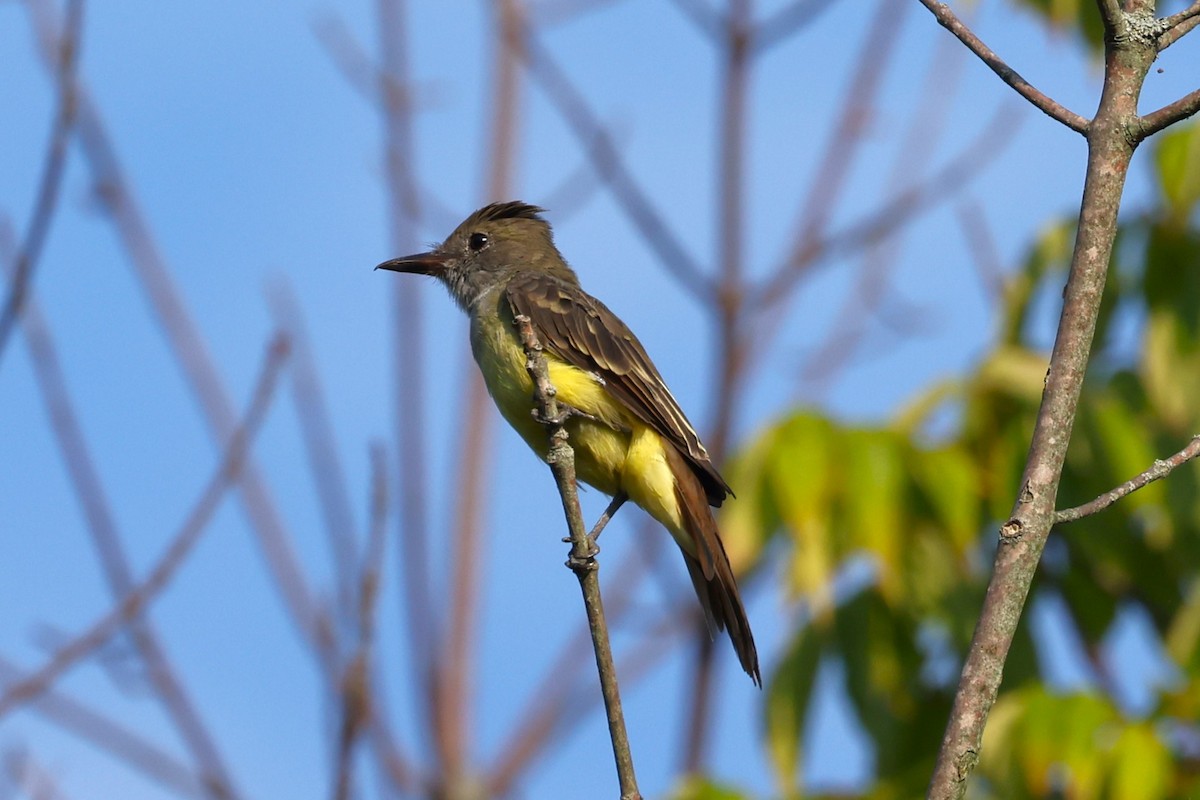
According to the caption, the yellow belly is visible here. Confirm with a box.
[469,298,687,542]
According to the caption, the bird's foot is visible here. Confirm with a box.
[563,534,600,572]
[533,402,597,427]
[532,403,627,432]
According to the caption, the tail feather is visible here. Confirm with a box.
[669,451,761,686]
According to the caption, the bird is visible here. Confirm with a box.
[377,201,759,685]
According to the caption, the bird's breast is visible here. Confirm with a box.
[468,300,632,496]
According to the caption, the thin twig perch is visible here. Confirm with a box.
[514,314,642,800]
[1055,435,1200,524]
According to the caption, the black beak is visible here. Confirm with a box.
[375,251,451,275]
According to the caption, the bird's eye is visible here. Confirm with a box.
[468,232,490,252]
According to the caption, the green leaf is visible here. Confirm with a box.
[1155,121,1200,227]
[841,430,907,602]
[764,626,823,793]
[999,220,1074,346]
[668,775,751,800]
[1108,723,1171,800]
[907,444,982,553]
[719,426,783,574]
[765,413,841,606]
[1074,394,1163,513]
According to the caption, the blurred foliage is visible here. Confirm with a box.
[1012,0,1106,52]
[715,120,1200,798]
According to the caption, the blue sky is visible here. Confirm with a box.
[1,1,1196,797]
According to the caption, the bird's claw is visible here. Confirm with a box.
[563,535,600,571]
[533,406,574,426]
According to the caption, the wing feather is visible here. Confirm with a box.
[505,272,732,505]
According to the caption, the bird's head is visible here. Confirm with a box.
[376,201,575,311]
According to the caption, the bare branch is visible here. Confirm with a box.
[514,314,642,800]
[0,656,203,799]
[1055,435,1200,523]
[487,542,650,794]
[370,0,444,772]
[1,222,241,799]
[333,445,392,800]
[518,25,714,300]
[1158,1,1200,49]
[752,0,839,53]
[1096,0,1124,33]
[1136,86,1200,139]
[956,201,1007,306]
[0,334,289,719]
[929,14,1159,795]
[771,0,909,297]
[268,282,360,629]
[916,0,1089,134]
[0,0,83,365]
[753,102,1023,311]
[666,0,724,41]
[25,0,326,659]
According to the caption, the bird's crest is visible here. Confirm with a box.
[472,201,548,225]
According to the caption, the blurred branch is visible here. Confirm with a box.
[534,0,627,27]
[488,590,688,796]
[372,0,442,774]
[0,0,82,366]
[333,444,392,800]
[0,220,241,799]
[753,101,1022,312]
[916,0,1089,134]
[0,333,290,719]
[956,201,1006,306]
[25,0,327,661]
[519,24,714,301]
[752,0,839,53]
[515,314,642,800]
[800,20,970,390]
[312,15,436,120]
[774,0,907,293]
[1055,435,1200,523]
[667,0,724,41]
[682,0,754,771]
[0,656,203,799]
[269,283,360,629]
[436,0,526,788]
[4,750,65,800]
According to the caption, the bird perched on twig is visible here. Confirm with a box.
[377,201,759,685]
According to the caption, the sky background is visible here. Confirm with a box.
[1,0,1197,798]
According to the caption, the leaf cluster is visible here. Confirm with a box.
[702,121,1200,799]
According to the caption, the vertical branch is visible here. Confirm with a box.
[333,445,391,800]
[682,0,752,774]
[515,315,642,800]
[23,0,325,660]
[927,1,1162,795]
[437,0,525,786]
[374,0,441,765]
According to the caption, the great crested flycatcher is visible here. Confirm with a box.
[377,201,759,684]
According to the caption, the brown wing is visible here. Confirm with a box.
[505,271,732,505]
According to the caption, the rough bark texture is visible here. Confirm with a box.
[926,2,1163,797]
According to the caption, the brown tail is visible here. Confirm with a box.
[669,451,761,686]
